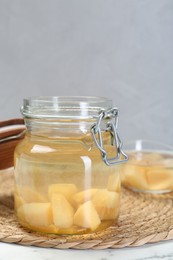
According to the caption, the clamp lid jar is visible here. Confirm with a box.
[14,96,127,235]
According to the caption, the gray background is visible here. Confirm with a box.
[0,0,173,145]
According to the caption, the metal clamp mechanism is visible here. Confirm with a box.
[91,108,128,166]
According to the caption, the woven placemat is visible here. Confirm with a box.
[1,168,173,249]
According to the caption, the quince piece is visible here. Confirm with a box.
[74,201,101,231]
[162,159,173,168]
[29,224,58,234]
[58,226,86,235]
[17,206,26,223]
[48,183,77,202]
[146,167,173,190]
[107,174,121,192]
[14,194,25,209]
[92,189,119,220]
[121,164,148,190]
[51,194,74,228]
[17,186,48,203]
[73,189,98,207]
[18,203,53,227]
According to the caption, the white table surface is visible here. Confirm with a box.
[1,240,173,260]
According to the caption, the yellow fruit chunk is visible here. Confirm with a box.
[17,186,48,203]
[58,226,86,235]
[14,194,25,209]
[51,194,74,228]
[17,206,26,223]
[107,174,121,192]
[163,159,173,168]
[73,189,98,207]
[146,168,173,190]
[29,224,58,234]
[121,165,148,190]
[92,189,119,220]
[17,203,53,227]
[74,201,101,231]
[48,183,77,202]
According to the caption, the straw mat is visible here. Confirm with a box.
[1,168,173,249]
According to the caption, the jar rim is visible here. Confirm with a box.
[21,96,113,119]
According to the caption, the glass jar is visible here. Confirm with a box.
[14,96,127,235]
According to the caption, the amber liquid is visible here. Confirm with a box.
[121,150,173,193]
[14,133,120,234]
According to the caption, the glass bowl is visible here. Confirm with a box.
[121,140,173,194]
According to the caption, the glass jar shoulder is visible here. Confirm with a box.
[14,133,95,164]
[15,132,115,159]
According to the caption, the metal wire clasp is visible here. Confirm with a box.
[90,108,128,166]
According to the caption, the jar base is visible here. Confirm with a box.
[18,219,116,235]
